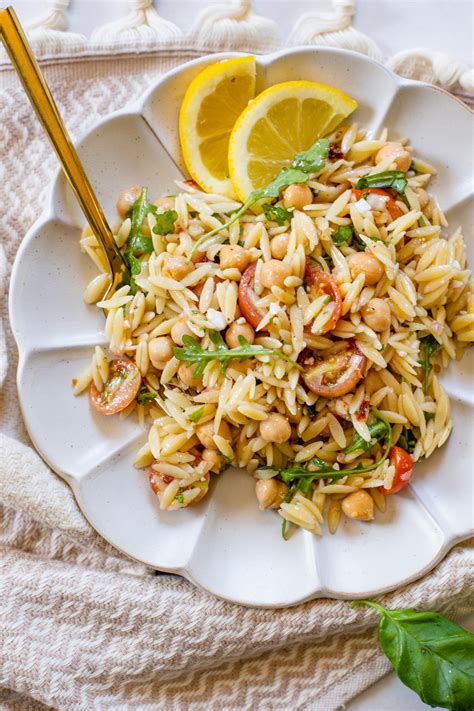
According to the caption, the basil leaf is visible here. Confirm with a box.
[355,170,408,196]
[262,203,292,225]
[153,209,177,236]
[332,224,354,245]
[419,334,441,393]
[354,600,474,711]
[189,138,329,258]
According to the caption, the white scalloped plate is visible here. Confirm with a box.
[9,48,474,608]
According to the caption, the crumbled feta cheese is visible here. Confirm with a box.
[207,309,227,330]
[355,198,372,214]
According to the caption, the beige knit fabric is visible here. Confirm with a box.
[0,51,473,711]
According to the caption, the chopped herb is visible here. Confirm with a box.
[189,406,205,423]
[419,334,441,393]
[332,224,354,245]
[262,203,292,225]
[238,240,245,247]
[136,386,157,404]
[123,187,156,293]
[398,426,417,454]
[424,411,434,422]
[189,138,329,258]
[173,331,302,378]
[152,209,177,236]
[355,170,408,197]
[175,493,185,504]
[353,600,474,711]
[344,416,390,454]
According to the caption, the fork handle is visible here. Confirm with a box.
[0,6,125,274]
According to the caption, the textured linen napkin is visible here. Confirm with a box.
[0,50,473,711]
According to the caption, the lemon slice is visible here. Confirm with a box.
[179,56,256,199]
[228,80,357,203]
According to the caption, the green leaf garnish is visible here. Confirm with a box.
[352,600,474,711]
[173,331,302,377]
[355,170,408,196]
[262,203,292,225]
[344,417,390,454]
[332,224,354,245]
[418,334,441,393]
[189,138,329,258]
[398,426,417,454]
[189,406,205,423]
[123,187,155,293]
[136,386,157,404]
[261,410,392,496]
[152,209,177,236]
[175,493,185,504]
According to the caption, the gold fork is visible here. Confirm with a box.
[0,6,127,295]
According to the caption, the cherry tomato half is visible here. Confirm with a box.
[379,446,414,495]
[352,188,404,221]
[301,342,366,398]
[89,356,141,415]
[304,263,342,334]
[238,263,265,329]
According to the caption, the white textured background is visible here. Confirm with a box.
[4,1,474,709]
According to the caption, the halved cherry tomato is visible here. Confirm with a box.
[89,356,141,415]
[379,446,414,495]
[238,263,265,329]
[304,263,342,334]
[301,341,366,397]
[352,188,403,221]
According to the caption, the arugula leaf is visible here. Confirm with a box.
[123,187,155,293]
[398,426,417,454]
[262,203,292,225]
[152,209,177,236]
[189,406,204,423]
[353,600,474,711]
[173,332,302,377]
[355,170,408,196]
[419,334,441,393]
[262,410,393,494]
[188,138,329,258]
[344,417,390,454]
[136,386,157,404]
[332,224,354,245]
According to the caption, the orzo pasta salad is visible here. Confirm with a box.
[73,76,473,538]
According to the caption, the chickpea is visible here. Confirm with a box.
[219,244,250,272]
[348,252,384,286]
[153,195,175,211]
[116,185,141,219]
[170,318,194,346]
[416,188,429,209]
[361,298,391,332]
[178,362,203,388]
[196,420,231,450]
[225,320,255,349]
[342,490,374,521]
[260,259,292,290]
[149,336,174,365]
[375,143,411,173]
[270,232,290,260]
[260,413,292,443]
[202,448,223,473]
[162,254,193,281]
[255,478,289,511]
[282,183,313,210]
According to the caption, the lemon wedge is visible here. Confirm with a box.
[228,80,357,203]
[179,56,256,199]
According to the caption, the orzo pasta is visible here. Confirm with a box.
[74,123,473,537]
